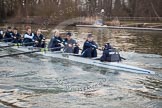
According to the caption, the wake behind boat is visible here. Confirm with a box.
[0,42,155,74]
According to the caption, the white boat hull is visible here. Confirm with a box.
[0,42,155,74]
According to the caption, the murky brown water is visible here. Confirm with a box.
[0,24,162,108]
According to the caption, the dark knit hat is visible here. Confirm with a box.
[7,27,12,29]
[66,32,72,36]
[13,27,18,30]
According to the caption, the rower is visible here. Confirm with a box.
[33,29,46,48]
[23,26,35,46]
[100,43,121,62]
[63,32,79,54]
[48,29,63,51]
[0,29,3,40]
[81,34,98,58]
[4,27,14,42]
[12,28,22,43]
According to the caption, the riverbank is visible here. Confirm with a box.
[119,21,162,28]
[1,16,162,29]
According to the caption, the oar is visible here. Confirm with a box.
[48,46,64,51]
[0,47,65,58]
[0,44,20,48]
[0,50,40,58]
[28,46,65,52]
[0,42,36,48]
[0,38,13,42]
[120,57,126,60]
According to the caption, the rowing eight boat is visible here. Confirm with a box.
[0,42,155,74]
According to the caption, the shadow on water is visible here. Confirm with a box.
[128,31,162,55]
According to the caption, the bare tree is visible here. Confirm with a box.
[1,0,162,22]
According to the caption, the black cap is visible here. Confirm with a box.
[106,43,110,45]
[66,32,72,36]
[104,43,111,49]
[87,33,93,38]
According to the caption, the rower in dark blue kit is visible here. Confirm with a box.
[4,27,14,42]
[23,26,35,46]
[100,43,121,62]
[12,28,22,43]
[48,29,63,51]
[0,29,3,40]
[33,29,46,48]
[81,34,98,58]
[0,30,3,40]
[63,32,79,54]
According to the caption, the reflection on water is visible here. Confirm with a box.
[0,26,162,108]
[76,27,162,56]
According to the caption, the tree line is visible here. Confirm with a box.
[0,0,162,22]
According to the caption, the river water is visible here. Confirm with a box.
[0,26,162,108]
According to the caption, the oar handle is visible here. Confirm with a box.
[6,42,36,47]
[0,50,40,58]
[120,57,126,60]
[28,46,65,52]
[0,38,13,41]
[0,41,38,49]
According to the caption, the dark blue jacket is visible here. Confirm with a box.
[48,36,63,48]
[0,34,2,40]
[33,34,44,41]
[4,31,14,42]
[0,30,3,40]
[12,33,22,43]
[100,44,121,62]
[82,40,98,53]
[33,34,45,47]
[13,33,21,39]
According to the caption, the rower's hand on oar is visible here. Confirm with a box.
[74,43,80,47]
[42,39,46,42]
[21,35,24,38]
[56,39,61,43]
[60,43,64,47]
[92,45,97,48]
[34,41,39,45]
[68,44,73,47]
[97,47,103,51]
